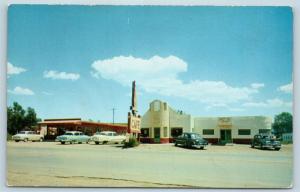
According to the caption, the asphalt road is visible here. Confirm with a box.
[7,142,293,188]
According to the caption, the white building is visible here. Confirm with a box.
[141,100,192,143]
[140,100,272,144]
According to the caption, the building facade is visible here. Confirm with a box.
[38,118,127,140]
[140,100,192,143]
[140,100,272,144]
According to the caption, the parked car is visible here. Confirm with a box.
[175,132,208,149]
[55,131,90,144]
[90,131,126,145]
[251,134,281,150]
[12,131,44,142]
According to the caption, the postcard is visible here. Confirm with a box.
[7,5,293,188]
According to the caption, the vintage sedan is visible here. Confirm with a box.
[12,131,44,142]
[251,134,281,150]
[55,131,90,144]
[90,131,126,145]
[175,132,208,149]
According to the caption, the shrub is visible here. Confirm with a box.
[123,137,140,148]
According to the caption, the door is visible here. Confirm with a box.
[220,130,232,143]
[154,128,160,143]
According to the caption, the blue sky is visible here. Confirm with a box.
[7,5,293,123]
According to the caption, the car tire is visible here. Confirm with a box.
[61,141,65,144]
[260,144,264,150]
[15,140,19,142]
[200,146,204,150]
[251,144,254,148]
[275,148,281,151]
[175,142,178,146]
[24,138,28,142]
[95,141,99,145]
[78,142,82,144]
[39,138,43,142]
[69,141,73,144]
[103,141,108,145]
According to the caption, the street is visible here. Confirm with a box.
[7,142,293,188]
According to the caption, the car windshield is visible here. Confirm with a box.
[190,133,202,139]
[262,135,275,140]
[19,131,26,134]
[64,132,73,135]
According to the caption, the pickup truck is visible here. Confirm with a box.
[90,131,126,145]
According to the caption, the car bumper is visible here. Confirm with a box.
[262,144,281,149]
[192,144,207,148]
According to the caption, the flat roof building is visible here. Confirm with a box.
[38,118,127,140]
[140,100,272,144]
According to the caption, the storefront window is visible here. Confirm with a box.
[141,128,150,137]
[171,128,183,138]
[259,129,270,134]
[238,129,251,135]
[203,129,214,135]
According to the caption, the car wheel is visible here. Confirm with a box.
[15,140,20,142]
[95,141,99,145]
[69,141,73,144]
[251,143,254,148]
[24,138,28,142]
[39,138,43,142]
[275,148,281,151]
[103,141,108,145]
[175,142,178,146]
[78,142,82,144]
[200,146,204,150]
[61,141,65,144]
[260,144,264,150]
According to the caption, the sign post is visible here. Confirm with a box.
[127,81,141,139]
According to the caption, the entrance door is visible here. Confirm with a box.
[220,130,232,143]
[154,128,160,143]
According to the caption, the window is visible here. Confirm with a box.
[163,103,167,111]
[238,129,251,135]
[164,127,168,137]
[259,129,270,134]
[203,129,214,135]
[74,132,80,136]
[153,101,160,111]
[141,128,150,137]
[171,128,183,138]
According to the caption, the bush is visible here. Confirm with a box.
[123,137,140,148]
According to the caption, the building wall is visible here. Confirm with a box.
[141,100,191,143]
[193,116,272,143]
[141,100,272,144]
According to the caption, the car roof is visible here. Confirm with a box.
[100,131,116,133]
[65,131,82,133]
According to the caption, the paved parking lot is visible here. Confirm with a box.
[7,141,293,188]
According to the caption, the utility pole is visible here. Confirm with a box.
[112,108,117,124]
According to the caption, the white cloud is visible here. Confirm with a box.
[251,83,265,89]
[242,98,292,108]
[277,82,293,94]
[91,55,261,104]
[8,86,34,95]
[43,70,80,81]
[7,62,26,75]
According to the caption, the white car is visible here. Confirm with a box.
[90,131,126,145]
[12,131,44,142]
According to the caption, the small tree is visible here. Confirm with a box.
[272,112,293,137]
[7,102,40,135]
